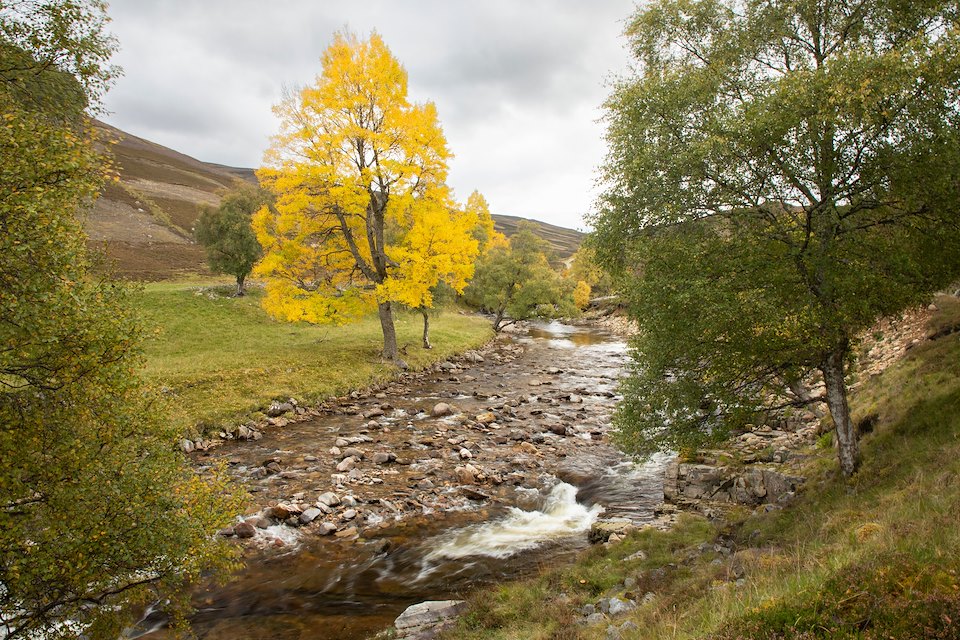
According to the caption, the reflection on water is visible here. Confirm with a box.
[526,320,617,347]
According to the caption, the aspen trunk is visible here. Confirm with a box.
[235,274,246,297]
[820,348,860,476]
[378,300,399,360]
[421,309,432,349]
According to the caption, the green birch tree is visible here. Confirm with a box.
[594,0,960,476]
[0,2,239,636]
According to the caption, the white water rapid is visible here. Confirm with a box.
[421,482,602,563]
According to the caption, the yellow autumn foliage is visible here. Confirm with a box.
[254,31,475,333]
[573,280,592,310]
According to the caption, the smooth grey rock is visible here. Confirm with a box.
[299,507,322,524]
[266,401,293,417]
[431,402,453,417]
[317,492,341,507]
[394,600,467,636]
[336,457,357,472]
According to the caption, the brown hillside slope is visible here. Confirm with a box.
[86,122,583,279]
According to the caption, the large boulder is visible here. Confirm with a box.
[664,460,804,506]
[431,402,453,417]
[394,600,467,640]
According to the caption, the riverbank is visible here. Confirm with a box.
[438,297,960,639]
[136,279,494,437]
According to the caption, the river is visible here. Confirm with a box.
[135,321,667,639]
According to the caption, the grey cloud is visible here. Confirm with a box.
[102,0,637,227]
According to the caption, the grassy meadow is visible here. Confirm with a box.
[446,297,960,640]
[136,278,493,435]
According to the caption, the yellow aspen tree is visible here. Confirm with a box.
[463,189,503,253]
[254,31,454,361]
[573,280,592,310]
[379,194,481,348]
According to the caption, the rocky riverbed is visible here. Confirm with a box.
[190,321,672,550]
[138,321,671,639]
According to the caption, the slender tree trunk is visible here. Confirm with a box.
[378,300,399,360]
[235,274,246,297]
[493,309,505,333]
[421,309,432,349]
[820,346,860,477]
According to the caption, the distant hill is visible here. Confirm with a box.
[87,122,583,279]
[491,214,584,261]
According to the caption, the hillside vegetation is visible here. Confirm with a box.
[87,123,583,280]
[444,297,960,639]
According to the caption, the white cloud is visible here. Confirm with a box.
[102,0,636,230]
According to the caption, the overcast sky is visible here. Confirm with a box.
[102,1,638,231]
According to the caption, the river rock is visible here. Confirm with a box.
[458,447,473,460]
[317,492,341,507]
[432,402,453,417]
[266,401,293,417]
[372,452,396,464]
[335,526,358,539]
[476,412,496,424]
[342,447,365,460]
[394,600,467,639]
[336,456,357,472]
[265,504,294,520]
[318,522,337,535]
[454,465,477,484]
[589,519,635,544]
[180,439,195,453]
[265,462,282,475]
[234,521,256,539]
[299,507,322,524]
[342,508,357,521]
[363,408,384,419]
[547,423,567,436]
[460,486,490,501]
[518,441,539,455]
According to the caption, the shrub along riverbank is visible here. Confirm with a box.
[137,278,493,436]
[445,297,960,640]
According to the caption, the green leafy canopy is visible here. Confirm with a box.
[0,2,240,636]
[593,0,960,468]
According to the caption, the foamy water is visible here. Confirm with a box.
[421,482,602,563]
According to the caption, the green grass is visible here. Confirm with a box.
[445,296,960,639]
[137,278,493,436]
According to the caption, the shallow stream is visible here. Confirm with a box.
[136,321,666,639]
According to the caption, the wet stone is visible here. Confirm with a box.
[299,507,322,524]
[317,492,341,507]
